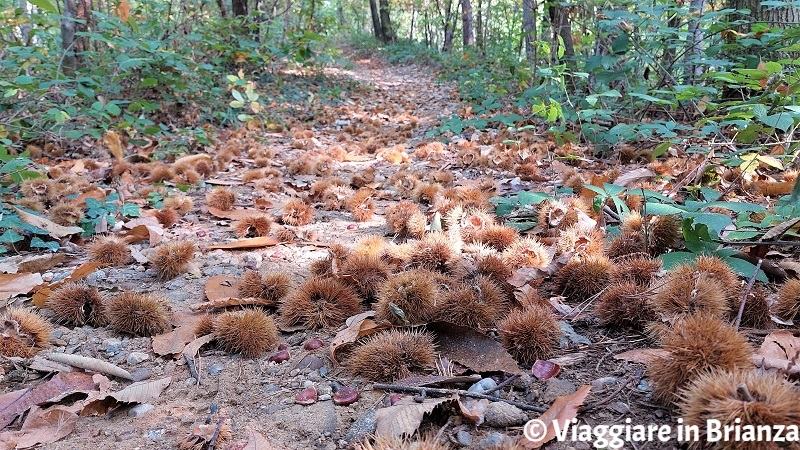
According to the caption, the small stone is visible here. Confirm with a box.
[319,366,329,377]
[101,338,123,355]
[308,370,322,382]
[484,402,528,427]
[303,380,314,389]
[558,321,591,348]
[126,352,150,365]
[85,270,106,284]
[42,272,54,282]
[264,384,280,393]
[145,429,166,442]
[128,404,154,417]
[344,409,377,444]
[144,269,157,277]
[637,380,653,392]
[591,377,617,390]
[208,363,224,376]
[542,378,577,403]
[184,377,198,386]
[478,432,506,450]
[289,369,300,377]
[130,368,151,382]
[295,355,324,371]
[609,401,629,414]
[468,378,500,398]
[455,430,473,447]
[52,330,63,339]
[319,394,332,401]
[165,279,185,289]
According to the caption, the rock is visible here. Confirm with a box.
[101,338,123,355]
[126,352,150,365]
[591,377,617,390]
[295,355,324,371]
[484,402,528,427]
[558,321,591,348]
[319,366,329,377]
[144,269,157,277]
[477,432,506,449]
[344,409,377,444]
[303,380,314,389]
[185,377,198,386]
[85,270,106,284]
[129,368,152,382]
[542,378,577,403]
[144,429,166,442]
[128,404,154,417]
[208,364,224,376]
[637,380,652,392]
[264,384,280,393]
[468,378,500,398]
[164,279,185,289]
[455,430,473,447]
[319,394,332,401]
[609,401,629,414]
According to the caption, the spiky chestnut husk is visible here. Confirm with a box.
[356,434,451,450]
[20,178,56,202]
[149,240,196,280]
[648,314,752,403]
[454,186,489,209]
[179,419,232,450]
[242,169,265,182]
[437,275,507,329]
[279,277,363,329]
[274,226,296,242]
[382,242,414,271]
[739,286,773,329]
[347,187,376,222]
[411,182,440,205]
[556,225,605,257]
[233,215,273,238]
[538,197,589,234]
[501,237,552,270]
[375,270,439,325]
[164,196,194,215]
[407,233,456,274]
[651,270,729,320]
[647,214,681,255]
[213,309,278,357]
[49,201,84,226]
[386,201,426,239]
[450,208,495,244]
[595,282,657,329]
[238,270,292,301]
[105,292,171,336]
[774,278,800,321]
[476,254,512,283]
[339,254,391,302]
[348,329,436,382]
[607,231,647,259]
[554,255,613,302]
[87,235,131,267]
[281,198,314,226]
[152,208,179,228]
[620,211,644,235]
[194,314,214,336]
[693,255,741,300]
[499,305,561,365]
[676,370,800,450]
[352,236,388,257]
[610,252,662,287]
[46,282,106,326]
[476,224,519,251]
[309,258,334,277]
[207,188,236,211]
[0,308,53,357]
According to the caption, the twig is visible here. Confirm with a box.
[183,353,200,385]
[482,374,520,395]
[208,416,226,450]
[371,383,546,412]
[580,374,641,413]
[734,258,763,331]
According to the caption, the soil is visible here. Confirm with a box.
[2,53,702,450]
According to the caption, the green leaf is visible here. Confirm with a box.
[0,229,24,243]
[30,237,59,251]
[105,102,121,116]
[141,78,158,87]
[518,191,549,206]
[683,212,733,237]
[506,221,537,232]
[721,256,768,283]
[120,203,140,217]
[29,0,58,13]
[15,75,35,85]
[643,203,685,215]
[658,252,696,270]
[231,89,244,103]
[652,142,671,158]
[496,202,516,216]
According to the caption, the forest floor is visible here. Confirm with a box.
[1,50,791,450]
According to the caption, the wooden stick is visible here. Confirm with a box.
[371,383,547,412]
[183,353,200,385]
[734,258,763,331]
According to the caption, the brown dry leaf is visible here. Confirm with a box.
[103,130,124,159]
[507,267,549,288]
[374,395,455,439]
[206,236,281,249]
[242,429,279,450]
[204,275,240,301]
[17,254,67,274]
[521,385,592,449]
[427,321,521,375]
[457,397,489,426]
[207,206,268,220]
[109,376,171,403]
[0,273,44,300]
[115,0,130,22]
[752,330,800,375]
[152,313,205,356]
[330,311,392,363]
[0,406,78,448]
[0,372,97,429]
[613,168,656,187]
[12,207,83,239]
[344,153,372,162]
[33,262,102,307]
[182,334,216,358]
[189,296,277,311]
[613,348,670,365]
[205,179,242,186]
[119,222,163,246]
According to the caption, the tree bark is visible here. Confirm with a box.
[461,0,474,47]
[685,0,705,81]
[440,0,455,51]
[282,0,291,40]
[337,0,344,25]
[378,0,393,41]
[522,0,534,59]
[730,0,800,26]
[369,0,383,40]
[409,6,415,40]
[232,0,247,15]
[548,0,574,61]
[61,0,78,71]
[217,0,228,17]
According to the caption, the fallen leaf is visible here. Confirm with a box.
[427,321,521,375]
[374,395,455,439]
[521,385,592,449]
[17,254,67,275]
[33,262,102,307]
[613,348,669,365]
[330,311,392,363]
[458,397,489,426]
[152,314,205,356]
[206,236,281,249]
[752,330,800,375]
[0,372,97,429]
[74,187,107,206]
[242,429,279,450]
[109,376,171,403]
[204,275,240,301]
[613,168,656,187]
[103,130,124,159]
[182,334,216,358]
[115,0,130,22]
[119,222,164,246]
[190,296,277,311]
[1,406,78,448]
[207,206,269,220]
[205,179,242,185]
[12,207,83,239]
[0,273,44,300]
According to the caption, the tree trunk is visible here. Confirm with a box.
[461,0,474,47]
[476,0,483,49]
[232,0,247,15]
[61,0,78,71]
[730,0,800,26]
[369,0,383,40]
[337,0,344,25]
[548,0,573,62]
[685,0,705,81]
[378,0,393,41]
[522,0,534,59]
[441,0,454,51]
[283,0,291,40]
[409,7,415,40]
[217,0,228,17]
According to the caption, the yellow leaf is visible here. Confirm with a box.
[103,130,124,159]
[115,0,130,22]
[757,154,784,170]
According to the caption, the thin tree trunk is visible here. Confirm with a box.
[232,0,247,15]
[217,0,228,17]
[409,7,415,40]
[548,0,573,62]
[378,0,393,41]
[283,0,291,40]
[522,0,534,59]
[461,0,474,46]
[441,0,454,51]
[369,0,383,40]
[484,0,491,49]
[476,0,483,49]
[61,0,78,71]
[337,0,344,25]
[685,0,705,81]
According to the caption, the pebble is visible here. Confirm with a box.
[52,330,63,339]
[609,401,629,414]
[185,378,198,386]
[126,352,150,365]
[165,278,186,289]
[289,369,300,377]
[637,380,653,392]
[319,394,332,401]
[130,368,152,382]
[303,380,314,389]
[308,370,322,382]
[591,377,617,390]
[468,378,500,398]
[558,321,592,348]
[542,378,577,403]
[264,384,280,393]
[144,269,157,277]
[42,272,54,282]
[102,339,123,355]
[84,270,106,284]
[484,402,528,427]
[477,432,506,449]
[455,430,473,447]
[208,364,224,376]
[128,403,154,417]
[145,429,166,442]
[319,366,329,377]
[344,409,377,444]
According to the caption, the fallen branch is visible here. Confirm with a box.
[734,258,763,331]
[183,353,200,385]
[371,383,546,412]
[189,296,276,311]
[45,353,133,380]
